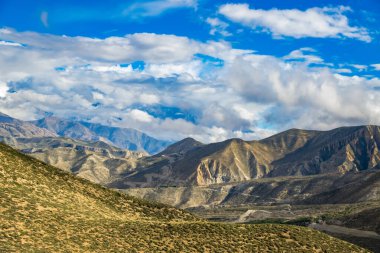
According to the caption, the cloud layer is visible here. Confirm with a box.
[0,28,379,143]
[219,4,371,42]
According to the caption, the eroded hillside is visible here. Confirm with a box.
[111,126,380,188]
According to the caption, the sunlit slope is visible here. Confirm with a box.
[0,143,368,252]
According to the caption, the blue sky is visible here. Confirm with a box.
[0,0,379,142]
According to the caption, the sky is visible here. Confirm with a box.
[0,0,380,142]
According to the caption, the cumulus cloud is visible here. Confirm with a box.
[0,29,201,64]
[222,55,380,130]
[123,0,196,19]
[0,28,379,143]
[219,4,371,42]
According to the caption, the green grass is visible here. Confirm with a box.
[0,143,370,252]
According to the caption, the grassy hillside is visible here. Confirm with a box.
[0,143,369,252]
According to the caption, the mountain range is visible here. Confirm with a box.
[2,142,364,252]
[1,112,380,205]
[1,112,379,203]
[31,116,171,154]
[111,126,380,188]
[1,111,380,251]
[0,112,57,138]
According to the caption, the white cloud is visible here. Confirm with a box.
[143,61,202,79]
[219,4,371,42]
[0,29,245,65]
[283,47,324,64]
[206,17,231,37]
[0,29,201,64]
[123,0,196,19]
[372,64,380,71]
[350,64,367,71]
[334,68,352,74]
[0,40,22,47]
[0,28,379,143]
[139,93,160,104]
[89,64,134,74]
[0,81,8,98]
[127,109,154,123]
[221,55,380,131]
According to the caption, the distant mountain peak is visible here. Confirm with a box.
[179,137,202,144]
[158,137,203,156]
[0,112,57,138]
[31,116,170,154]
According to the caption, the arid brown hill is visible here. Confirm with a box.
[111,126,380,188]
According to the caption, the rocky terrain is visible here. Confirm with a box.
[1,142,366,252]
[111,126,380,189]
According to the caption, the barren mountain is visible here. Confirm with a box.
[158,137,204,155]
[0,112,57,138]
[111,126,380,188]
[31,116,171,154]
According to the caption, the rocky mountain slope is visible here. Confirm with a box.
[1,143,365,252]
[31,116,170,154]
[111,126,380,188]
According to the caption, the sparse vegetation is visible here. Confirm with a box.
[0,143,369,252]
